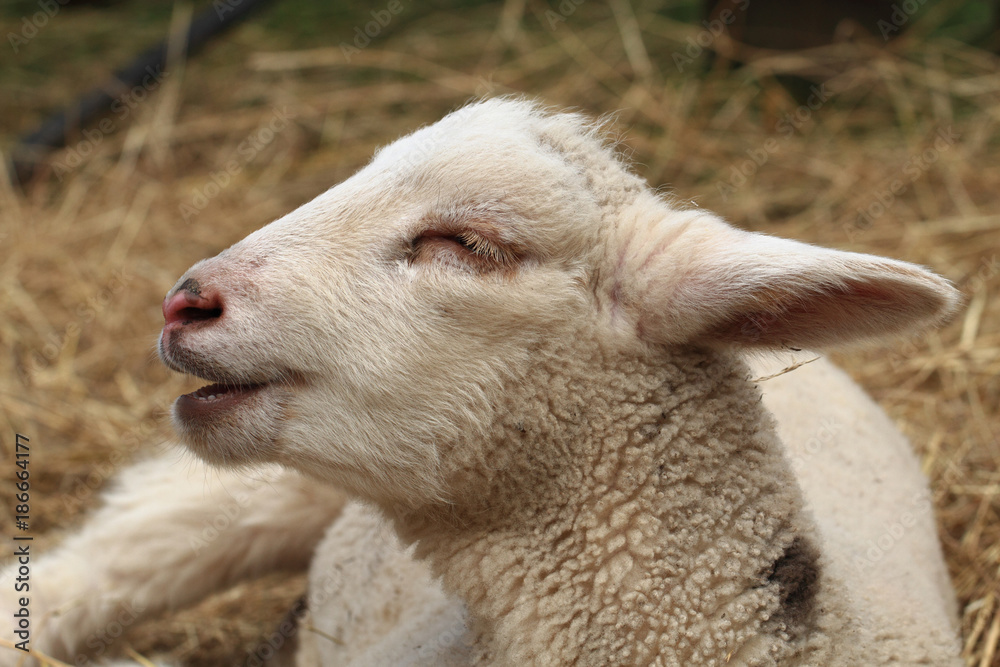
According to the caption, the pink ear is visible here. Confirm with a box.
[630,216,961,350]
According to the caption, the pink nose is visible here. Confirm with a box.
[163,280,223,327]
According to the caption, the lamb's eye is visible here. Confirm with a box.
[410,229,516,273]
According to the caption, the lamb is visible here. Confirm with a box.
[1,98,964,666]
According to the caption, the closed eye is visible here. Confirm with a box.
[410,229,520,274]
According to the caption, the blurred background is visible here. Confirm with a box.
[1,1,998,664]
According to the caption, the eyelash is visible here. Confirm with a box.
[410,230,515,271]
[451,231,508,263]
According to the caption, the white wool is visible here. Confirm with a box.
[0,99,962,666]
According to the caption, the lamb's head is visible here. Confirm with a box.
[159,98,960,509]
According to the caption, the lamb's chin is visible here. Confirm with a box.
[172,384,286,467]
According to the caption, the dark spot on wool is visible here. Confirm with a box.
[638,422,662,440]
[766,536,820,629]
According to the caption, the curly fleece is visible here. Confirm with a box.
[390,335,838,666]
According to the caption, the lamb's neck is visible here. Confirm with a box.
[393,349,823,665]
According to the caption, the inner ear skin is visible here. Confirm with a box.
[705,276,952,348]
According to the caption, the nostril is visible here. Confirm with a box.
[163,287,224,327]
[175,305,223,321]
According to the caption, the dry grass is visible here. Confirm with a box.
[1,1,997,665]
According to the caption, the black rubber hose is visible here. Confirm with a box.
[10,0,275,187]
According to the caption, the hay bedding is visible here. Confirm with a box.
[0,2,997,665]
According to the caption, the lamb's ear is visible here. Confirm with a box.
[629,215,961,350]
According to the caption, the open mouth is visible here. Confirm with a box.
[176,381,267,418]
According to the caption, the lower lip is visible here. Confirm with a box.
[176,382,266,418]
